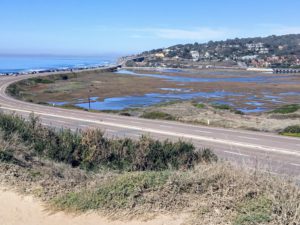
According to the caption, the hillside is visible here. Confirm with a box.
[123,34,300,69]
[0,113,299,224]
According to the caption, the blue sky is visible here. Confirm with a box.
[0,0,300,55]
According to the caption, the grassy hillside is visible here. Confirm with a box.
[0,112,299,224]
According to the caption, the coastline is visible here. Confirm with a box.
[0,64,119,76]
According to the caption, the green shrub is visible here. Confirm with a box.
[141,111,175,120]
[193,103,205,109]
[212,104,244,115]
[270,104,300,114]
[280,125,300,137]
[28,77,54,84]
[0,151,14,163]
[212,104,232,110]
[234,196,272,225]
[0,113,217,171]
[54,171,170,211]
[281,125,300,133]
[6,84,23,97]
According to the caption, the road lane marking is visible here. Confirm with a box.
[1,105,300,157]
[105,129,115,133]
[129,121,143,125]
[289,163,300,167]
[237,136,259,141]
[51,119,69,124]
[159,125,172,128]
[197,130,213,134]
[224,151,250,157]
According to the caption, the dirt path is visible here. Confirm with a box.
[0,189,185,225]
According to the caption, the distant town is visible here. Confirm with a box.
[121,34,300,72]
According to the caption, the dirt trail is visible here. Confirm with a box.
[0,189,184,225]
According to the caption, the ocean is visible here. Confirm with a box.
[0,55,117,74]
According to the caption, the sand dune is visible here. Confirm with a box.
[0,189,184,225]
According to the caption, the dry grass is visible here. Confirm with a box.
[50,163,300,224]
[0,115,299,224]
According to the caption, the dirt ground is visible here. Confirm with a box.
[0,189,185,225]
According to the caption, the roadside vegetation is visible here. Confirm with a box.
[6,73,77,101]
[0,112,299,224]
[0,112,213,171]
[280,125,300,137]
[270,104,300,114]
[141,111,176,120]
[211,103,245,115]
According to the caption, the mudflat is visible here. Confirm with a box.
[11,68,300,112]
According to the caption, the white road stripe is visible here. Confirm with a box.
[159,125,172,128]
[129,121,143,125]
[224,151,250,157]
[1,105,300,157]
[237,136,259,141]
[289,163,300,167]
[51,119,69,124]
[197,130,213,134]
[104,129,115,133]
[0,77,299,143]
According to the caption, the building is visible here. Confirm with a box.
[190,51,200,61]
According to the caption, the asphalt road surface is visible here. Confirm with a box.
[0,71,299,179]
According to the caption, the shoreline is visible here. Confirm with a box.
[0,64,120,76]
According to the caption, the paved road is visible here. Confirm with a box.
[0,71,299,179]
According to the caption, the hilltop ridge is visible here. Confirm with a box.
[122,34,300,69]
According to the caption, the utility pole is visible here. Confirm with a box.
[88,90,91,110]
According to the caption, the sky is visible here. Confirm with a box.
[0,0,300,56]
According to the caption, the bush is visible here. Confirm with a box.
[271,104,300,114]
[281,125,300,133]
[141,111,175,120]
[193,103,205,109]
[280,125,300,137]
[0,113,217,171]
[54,171,170,211]
[212,104,244,115]
[28,77,54,84]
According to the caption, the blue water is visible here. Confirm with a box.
[74,91,243,111]
[0,55,116,74]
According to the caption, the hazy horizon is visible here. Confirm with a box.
[1,0,300,56]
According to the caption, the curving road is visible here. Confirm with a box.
[0,70,299,178]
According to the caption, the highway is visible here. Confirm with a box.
[0,71,299,179]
